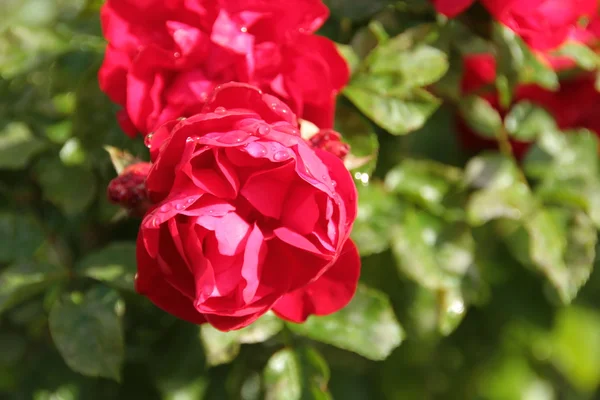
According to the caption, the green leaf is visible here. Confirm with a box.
[0,212,45,262]
[0,122,47,169]
[200,312,283,366]
[49,286,125,381]
[548,307,600,392]
[351,182,403,256]
[324,0,392,20]
[467,183,534,226]
[504,208,596,303]
[552,42,600,71]
[385,159,465,220]
[459,95,503,138]
[334,104,378,174]
[391,208,473,290]
[464,153,522,190]
[344,83,440,135]
[335,44,359,76]
[0,261,67,313]
[76,242,136,291]
[264,347,331,400]
[504,101,557,141]
[34,157,96,215]
[288,285,404,361]
[59,138,86,166]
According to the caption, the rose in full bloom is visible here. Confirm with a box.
[431,0,597,51]
[458,53,600,158]
[99,0,349,137]
[136,83,360,331]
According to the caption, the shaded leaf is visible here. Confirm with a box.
[504,101,557,141]
[76,242,136,291]
[0,122,47,169]
[49,286,125,381]
[0,212,45,262]
[459,96,503,139]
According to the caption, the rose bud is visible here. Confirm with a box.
[309,129,350,160]
[136,83,360,331]
[107,162,152,217]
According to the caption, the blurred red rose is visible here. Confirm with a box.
[99,0,349,137]
[458,53,600,158]
[136,83,360,331]
[431,0,474,17]
[431,0,597,52]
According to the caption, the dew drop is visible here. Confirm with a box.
[160,204,171,212]
[245,142,268,157]
[218,131,248,144]
[215,106,227,114]
[186,136,195,143]
[270,102,278,110]
[144,133,154,148]
[208,209,214,215]
[152,217,162,227]
[256,124,271,136]
[175,203,185,210]
[331,180,337,188]
[186,197,195,204]
[273,150,290,161]
[173,51,181,58]
[240,26,248,33]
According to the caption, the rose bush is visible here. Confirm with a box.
[431,0,598,51]
[458,53,600,157]
[98,0,349,137]
[135,83,360,331]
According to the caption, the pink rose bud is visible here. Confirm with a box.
[136,83,360,331]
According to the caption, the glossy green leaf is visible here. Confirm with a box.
[0,122,47,169]
[459,96,503,139]
[467,183,534,226]
[288,285,404,361]
[264,346,331,400]
[391,208,473,289]
[49,286,125,381]
[0,261,67,313]
[34,157,96,215]
[76,242,136,291]
[200,312,283,366]
[504,101,557,141]
[351,182,403,256]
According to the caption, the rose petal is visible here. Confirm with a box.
[215,212,251,256]
[273,239,360,323]
[241,161,296,218]
[241,224,267,303]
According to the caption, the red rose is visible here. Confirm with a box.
[482,0,597,51]
[107,162,152,217]
[431,0,475,17]
[98,0,348,137]
[458,53,600,157]
[135,83,360,331]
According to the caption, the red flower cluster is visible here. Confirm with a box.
[458,53,600,158]
[432,0,598,51]
[98,0,349,137]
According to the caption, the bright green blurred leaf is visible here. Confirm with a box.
[49,286,125,381]
[504,101,557,141]
[351,182,403,256]
[467,183,534,226]
[264,346,331,400]
[459,96,503,139]
[0,122,47,169]
[0,261,66,313]
[552,42,599,71]
[288,285,404,361]
[76,242,136,291]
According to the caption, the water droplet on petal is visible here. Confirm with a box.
[186,136,195,143]
[256,124,271,136]
[218,131,249,144]
[240,26,248,33]
[215,106,227,114]
[331,180,337,188]
[186,198,195,204]
[175,203,185,210]
[144,133,154,148]
[245,142,268,157]
[271,103,278,110]
[208,209,214,215]
[273,150,290,161]
[174,52,181,58]
[152,217,162,227]
[160,204,171,212]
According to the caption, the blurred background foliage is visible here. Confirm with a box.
[3,0,600,399]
